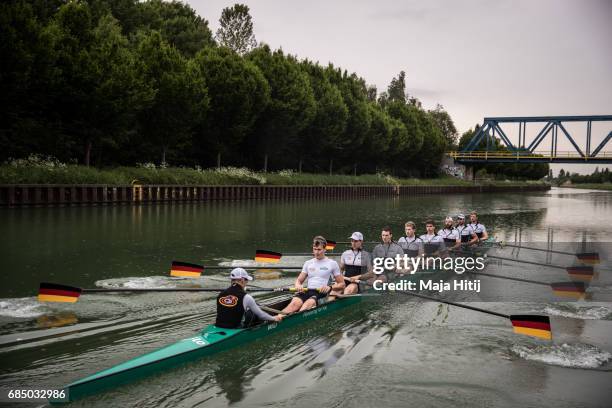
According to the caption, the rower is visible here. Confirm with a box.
[371,226,405,277]
[469,211,488,241]
[398,221,424,258]
[339,232,374,295]
[419,219,445,256]
[437,216,460,250]
[456,214,478,245]
[281,236,345,313]
[215,268,284,329]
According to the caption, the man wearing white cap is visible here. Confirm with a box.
[281,236,346,313]
[437,216,460,249]
[215,268,284,329]
[456,214,478,245]
[339,232,374,295]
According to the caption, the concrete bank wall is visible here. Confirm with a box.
[0,184,550,207]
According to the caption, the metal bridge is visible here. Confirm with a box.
[450,115,612,163]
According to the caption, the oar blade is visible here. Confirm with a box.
[510,315,552,340]
[38,282,82,303]
[255,250,282,263]
[566,266,595,282]
[550,281,587,299]
[170,261,204,277]
[576,252,600,264]
[325,240,337,251]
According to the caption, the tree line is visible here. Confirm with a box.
[556,167,612,185]
[1,0,461,177]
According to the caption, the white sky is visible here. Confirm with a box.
[188,0,612,174]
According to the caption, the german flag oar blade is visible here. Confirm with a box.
[255,250,282,263]
[566,266,595,281]
[550,281,586,299]
[510,315,552,340]
[38,282,82,303]
[170,261,204,277]
[325,240,336,251]
[576,252,600,264]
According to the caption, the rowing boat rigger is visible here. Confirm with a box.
[52,239,494,403]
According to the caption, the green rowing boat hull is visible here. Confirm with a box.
[54,294,362,403]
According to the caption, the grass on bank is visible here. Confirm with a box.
[0,156,546,187]
[558,183,612,191]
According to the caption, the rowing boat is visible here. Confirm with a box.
[53,238,494,403]
[54,294,361,403]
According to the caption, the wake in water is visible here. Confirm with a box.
[95,276,203,289]
[510,343,612,369]
[0,297,48,319]
[543,304,612,320]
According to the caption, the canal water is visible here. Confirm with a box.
[0,187,611,407]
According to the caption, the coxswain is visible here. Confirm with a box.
[419,219,446,256]
[281,236,345,313]
[397,221,424,258]
[456,214,478,245]
[437,216,460,250]
[371,226,405,277]
[339,232,374,295]
[469,211,488,241]
[215,268,284,329]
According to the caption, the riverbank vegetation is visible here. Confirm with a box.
[554,167,612,189]
[0,155,548,186]
[2,0,546,180]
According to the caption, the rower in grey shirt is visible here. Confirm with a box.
[371,226,404,278]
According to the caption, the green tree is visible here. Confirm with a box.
[429,104,458,149]
[138,0,214,57]
[247,45,315,171]
[194,46,269,167]
[136,31,207,165]
[216,4,257,55]
[387,70,406,103]
[44,3,147,166]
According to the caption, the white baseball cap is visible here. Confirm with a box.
[349,232,364,241]
[230,268,253,281]
[457,214,465,220]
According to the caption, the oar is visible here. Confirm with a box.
[493,241,600,263]
[452,248,594,280]
[464,271,588,299]
[37,282,297,303]
[347,278,552,340]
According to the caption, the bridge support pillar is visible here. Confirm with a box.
[464,165,474,181]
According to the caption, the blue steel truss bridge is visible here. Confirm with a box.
[449,115,612,164]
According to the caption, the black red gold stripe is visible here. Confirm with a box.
[38,283,82,303]
[551,282,586,299]
[255,250,282,263]
[510,315,552,339]
[576,252,599,260]
[170,261,204,277]
[325,240,337,250]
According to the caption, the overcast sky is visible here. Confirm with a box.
[188,0,612,174]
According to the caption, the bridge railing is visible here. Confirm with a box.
[448,151,612,160]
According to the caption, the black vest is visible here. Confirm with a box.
[459,228,471,243]
[471,224,484,238]
[215,284,246,329]
[344,264,363,277]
